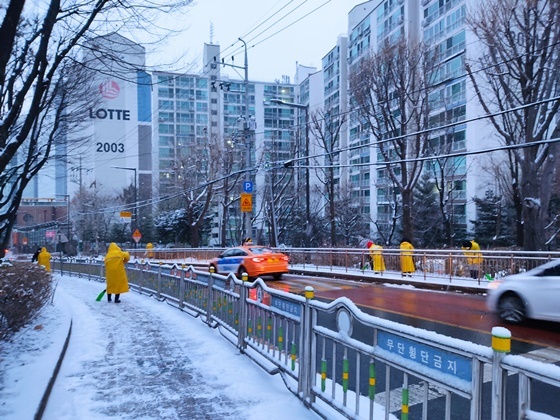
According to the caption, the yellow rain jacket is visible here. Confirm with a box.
[462,240,483,265]
[368,243,386,272]
[104,243,130,295]
[37,247,51,272]
[400,241,415,273]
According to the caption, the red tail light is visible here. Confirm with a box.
[251,257,265,263]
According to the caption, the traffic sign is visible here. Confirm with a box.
[240,193,252,212]
[243,181,253,193]
[120,211,132,223]
[132,229,142,243]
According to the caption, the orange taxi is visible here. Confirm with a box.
[209,245,289,280]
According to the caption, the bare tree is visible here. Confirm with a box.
[333,183,368,246]
[0,0,191,257]
[216,140,244,247]
[159,132,220,247]
[466,0,560,250]
[74,182,121,254]
[309,109,347,246]
[349,39,433,243]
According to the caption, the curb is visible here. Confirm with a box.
[34,320,73,420]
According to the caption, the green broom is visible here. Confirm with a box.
[95,289,107,301]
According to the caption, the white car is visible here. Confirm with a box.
[487,259,560,323]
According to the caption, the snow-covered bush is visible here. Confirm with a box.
[0,262,53,341]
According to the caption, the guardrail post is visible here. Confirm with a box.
[157,262,162,300]
[179,264,186,308]
[207,267,214,325]
[300,286,315,403]
[491,326,511,420]
[237,272,249,352]
[138,261,144,294]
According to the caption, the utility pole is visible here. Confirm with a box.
[241,38,252,242]
[215,39,254,244]
[222,38,253,243]
[239,38,254,243]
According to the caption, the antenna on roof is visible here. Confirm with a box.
[210,22,214,44]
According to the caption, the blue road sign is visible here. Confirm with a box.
[243,181,253,193]
[378,331,472,383]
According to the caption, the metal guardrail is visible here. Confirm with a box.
[125,247,560,285]
[64,260,560,420]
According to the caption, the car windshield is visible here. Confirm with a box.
[248,247,273,255]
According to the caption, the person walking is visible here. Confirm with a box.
[461,240,483,279]
[400,238,415,277]
[104,242,130,303]
[31,247,41,263]
[368,241,386,275]
[37,247,52,272]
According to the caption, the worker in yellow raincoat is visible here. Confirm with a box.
[462,240,483,279]
[37,247,52,272]
[146,242,154,259]
[368,241,386,275]
[104,242,130,303]
[400,239,415,277]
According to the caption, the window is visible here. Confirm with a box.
[158,100,173,111]
[158,88,174,98]
[159,123,174,134]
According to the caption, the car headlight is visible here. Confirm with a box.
[487,280,503,290]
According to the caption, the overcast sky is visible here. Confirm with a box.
[144,0,367,82]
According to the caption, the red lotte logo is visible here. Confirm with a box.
[99,80,120,99]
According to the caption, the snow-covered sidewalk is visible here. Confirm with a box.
[0,274,318,419]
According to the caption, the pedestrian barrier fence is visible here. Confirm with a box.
[126,247,560,286]
[65,260,560,420]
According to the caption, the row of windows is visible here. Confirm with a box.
[157,75,206,88]
[158,87,208,100]
[428,105,466,128]
[263,85,294,96]
[434,30,465,63]
[431,54,464,85]
[376,0,403,22]
[376,6,404,41]
[159,123,210,135]
[423,5,466,45]
[424,0,463,26]
[428,80,466,109]
[158,100,209,113]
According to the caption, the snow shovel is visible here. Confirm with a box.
[95,289,107,301]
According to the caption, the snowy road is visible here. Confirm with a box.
[40,275,318,419]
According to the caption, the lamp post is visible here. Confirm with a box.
[111,166,137,246]
[270,98,310,248]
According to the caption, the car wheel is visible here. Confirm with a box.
[273,273,282,280]
[237,266,248,280]
[497,293,526,323]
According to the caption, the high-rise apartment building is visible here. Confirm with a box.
[24,0,510,248]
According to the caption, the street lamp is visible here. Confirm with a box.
[111,166,137,245]
[270,98,311,248]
